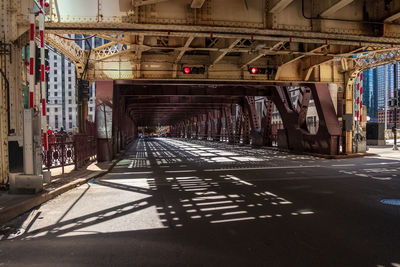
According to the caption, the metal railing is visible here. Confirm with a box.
[42,134,97,174]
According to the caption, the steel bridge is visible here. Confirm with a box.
[2,0,400,185]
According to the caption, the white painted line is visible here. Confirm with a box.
[210,216,255,224]
[107,171,153,175]
[203,165,321,172]
[332,164,355,167]
[165,170,197,173]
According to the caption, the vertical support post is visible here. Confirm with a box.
[186,120,191,139]
[28,12,35,109]
[344,79,354,154]
[215,109,222,141]
[242,108,250,145]
[262,98,273,146]
[235,106,243,144]
[204,113,209,140]
[394,63,398,150]
[39,0,48,152]
[244,96,262,146]
[209,111,215,140]
[385,64,388,131]
[224,106,234,143]
[61,135,65,174]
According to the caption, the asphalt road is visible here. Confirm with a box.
[1,138,400,267]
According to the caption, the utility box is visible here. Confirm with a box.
[367,123,385,146]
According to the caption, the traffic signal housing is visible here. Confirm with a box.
[182,66,205,74]
[248,67,270,75]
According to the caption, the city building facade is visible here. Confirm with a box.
[46,35,108,132]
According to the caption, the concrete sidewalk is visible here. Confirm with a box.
[368,145,400,160]
[0,160,117,225]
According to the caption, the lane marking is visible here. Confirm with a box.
[203,165,321,172]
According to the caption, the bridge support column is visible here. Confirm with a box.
[235,106,243,144]
[244,96,263,147]
[272,84,340,155]
[261,98,274,146]
[224,107,234,143]
[203,113,209,140]
[215,109,222,142]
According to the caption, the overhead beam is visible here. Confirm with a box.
[175,36,195,64]
[211,38,242,67]
[275,44,328,80]
[133,0,169,7]
[320,0,354,17]
[241,41,285,68]
[173,36,195,78]
[384,11,400,23]
[269,0,295,14]
[126,96,240,104]
[191,0,206,8]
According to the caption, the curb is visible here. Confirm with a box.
[0,139,137,225]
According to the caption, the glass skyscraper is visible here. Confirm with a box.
[362,63,400,122]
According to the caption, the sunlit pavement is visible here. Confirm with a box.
[1,138,400,266]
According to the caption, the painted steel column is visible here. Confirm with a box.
[244,96,262,146]
[235,106,243,144]
[345,79,354,153]
[188,119,192,138]
[262,98,273,146]
[242,108,251,145]
[209,111,215,141]
[39,0,48,151]
[203,113,209,140]
[224,107,234,143]
[28,12,36,108]
[215,109,222,141]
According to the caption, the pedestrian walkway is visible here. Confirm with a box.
[368,145,400,160]
[0,161,116,224]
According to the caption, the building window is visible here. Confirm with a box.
[68,91,72,97]
[54,77,57,82]
[68,62,71,67]
[89,107,93,112]
[54,55,57,60]
[69,122,72,128]
[54,84,57,89]
[46,108,49,112]
[68,69,71,74]
[69,107,72,112]
[46,115,49,124]
[55,108,58,112]
[54,92,58,97]
[68,84,71,89]
[68,99,72,104]
[54,70,57,74]
[69,115,72,120]
[68,77,71,82]
[54,100,58,104]
[54,62,57,67]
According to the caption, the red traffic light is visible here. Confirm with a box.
[250,67,258,74]
[182,66,205,74]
